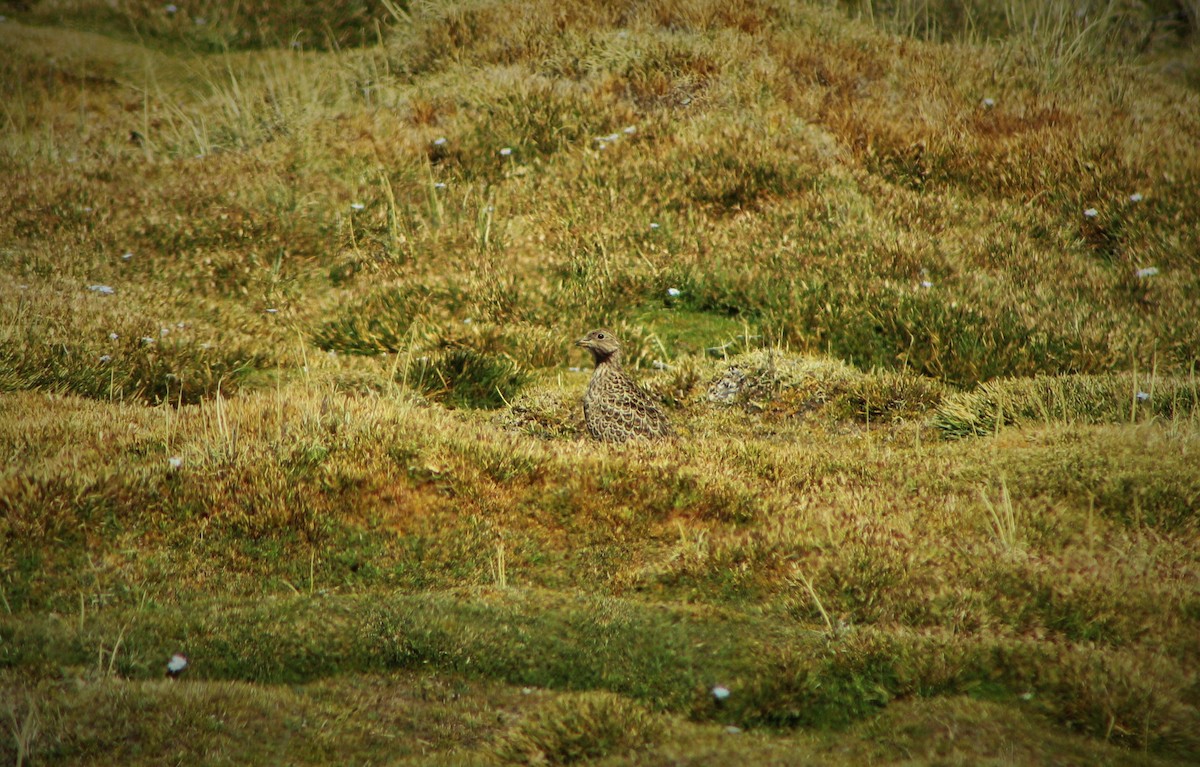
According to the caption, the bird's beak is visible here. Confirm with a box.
[574,337,589,348]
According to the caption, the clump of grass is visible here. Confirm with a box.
[839,0,1194,64]
[828,369,948,422]
[440,79,628,182]
[970,425,1200,533]
[22,0,398,52]
[705,349,861,409]
[808,286,1090,386]
[3,691,41,767]
[703,349,945,423]
[934,373,1200,437]
[0,330,268,405]
[313,287,432,355]
[979,476,1021,552]
[491,691,661,766]
[405,347,528,410]
[498,386,582,440]
[732,632,903,729]
[677,132,811,214]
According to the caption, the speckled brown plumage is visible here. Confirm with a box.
[575,329,672,443]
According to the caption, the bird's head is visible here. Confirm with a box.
[575,328,621,364]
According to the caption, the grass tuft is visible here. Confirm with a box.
[491,691,661,765]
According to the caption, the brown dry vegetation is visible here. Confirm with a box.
[2,0,1199,765]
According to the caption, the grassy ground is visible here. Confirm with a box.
[2,0,1199,764]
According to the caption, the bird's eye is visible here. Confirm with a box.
[596,333,605,339]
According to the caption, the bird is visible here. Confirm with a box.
[575,329,672,443]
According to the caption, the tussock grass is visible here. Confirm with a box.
[3,0,1199,764]
[492,691,662,765]
[935,372,1200,436]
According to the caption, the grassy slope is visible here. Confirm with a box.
[2,0,1199,764]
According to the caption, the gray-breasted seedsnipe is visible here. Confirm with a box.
[575,329,672,443]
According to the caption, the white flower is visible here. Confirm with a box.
[176,322,185,329]
[165,4,178,13]
[568,366,582,373]
[1136,266,1159,278]
[199,342,212,350]
[1136,391,1150,402]
[1083,208,1098,218]
[434,182,447,189]
[121,252,133,261]
[99,355,112,363]
[649,223,660,230]
[725,726,742,734]
[109,332,119,341]
[161,327,170,336]
[652,360,668,370]
[168,456,183,469]
[141,337,155,345]
[981,97,995,108]
[167,652,188,676]
[1129,192,1143,203]
[711,685,731,701]
[667,287,681,297]
[350,203,365,211]
[88,284,115,295]
[623,126,637,135]
[1019,691,1034,701]
[265,308,278,314]
[499,147,513,156]
[921,280,933,288]
[433,137,447,146]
